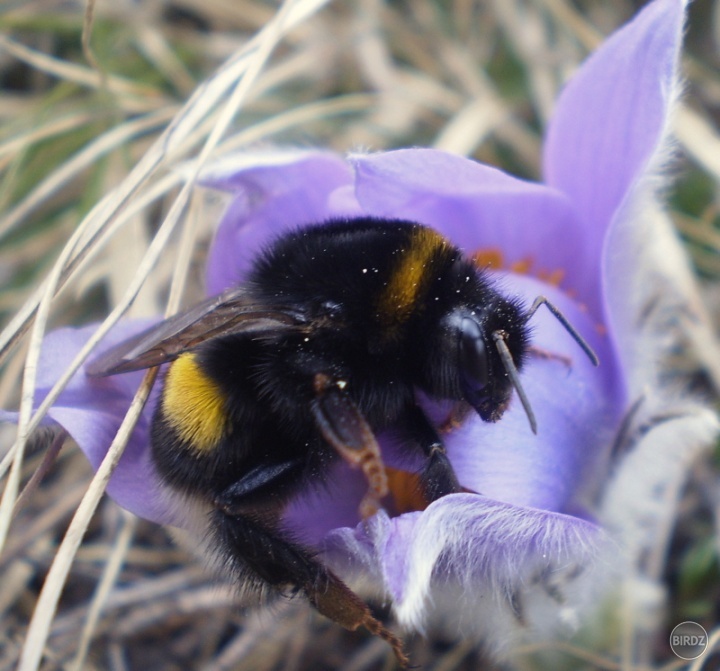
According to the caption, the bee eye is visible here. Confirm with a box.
[458,317,489,389]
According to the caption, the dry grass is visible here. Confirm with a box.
[1,0,720,669]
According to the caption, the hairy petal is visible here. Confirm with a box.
[599,403,719,633]
[602,185,720,404]
[326,495,609,642]
[602,405,719,562]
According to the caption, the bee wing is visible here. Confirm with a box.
[87,287,307,377]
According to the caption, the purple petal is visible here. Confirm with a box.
[283,461,370,546]
[204,152,355,294]
[326,494,606,631]
[350,150,608,319]
[17,323,175,525]
[543,0,686,260]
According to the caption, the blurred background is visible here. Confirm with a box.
[1,1,719,669]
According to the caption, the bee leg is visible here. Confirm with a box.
[311,373,388,519]
[211,508,409,667]
[404,405,463,503]
[214,459,305,511]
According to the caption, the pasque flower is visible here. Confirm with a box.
[7,0,718,653]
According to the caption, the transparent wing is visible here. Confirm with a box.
[87,287,307,376]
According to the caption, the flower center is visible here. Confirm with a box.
[471,248,565,288]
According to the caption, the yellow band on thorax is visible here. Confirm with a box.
[377,227,449,327]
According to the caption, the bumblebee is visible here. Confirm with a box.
[88,217,597,666]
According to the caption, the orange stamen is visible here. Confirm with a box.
[510,257,534,274]
[385,467,429,514]
[471,248,504,270]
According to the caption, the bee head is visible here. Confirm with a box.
[427,290,599,435]
[445,300,532,429]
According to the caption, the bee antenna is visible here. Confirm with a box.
[492,330,537,435]
[525,296,599,367]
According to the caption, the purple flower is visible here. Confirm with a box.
[7,0,718,652]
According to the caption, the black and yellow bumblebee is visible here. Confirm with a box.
[88,217,597,666]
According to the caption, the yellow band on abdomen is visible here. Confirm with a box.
[162,353,228,452]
